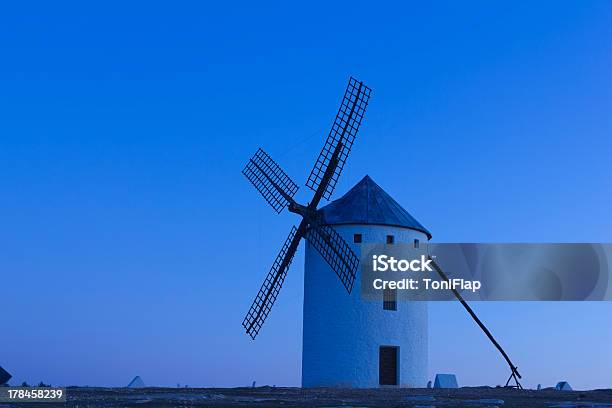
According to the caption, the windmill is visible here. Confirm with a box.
[241,76,372,340]
[240,76,522,389]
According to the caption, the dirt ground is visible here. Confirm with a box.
[4,386,612,408]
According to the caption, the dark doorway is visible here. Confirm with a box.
[379,346,398,385]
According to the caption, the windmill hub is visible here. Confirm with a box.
[287,202,318,222]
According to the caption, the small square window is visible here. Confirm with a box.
[353,234,362,243]
[386,235,394,244]
[414,239,420,249]
[383,288,397,311]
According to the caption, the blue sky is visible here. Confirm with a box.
[1,1,612,390]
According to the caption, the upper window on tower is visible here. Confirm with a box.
[386,235,394,244]
[414,239,420,249]
[383,288,397,311]
[353,233,362,243]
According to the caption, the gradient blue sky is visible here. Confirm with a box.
[1,1,612,390]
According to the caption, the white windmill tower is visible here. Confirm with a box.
[302,174,431,387]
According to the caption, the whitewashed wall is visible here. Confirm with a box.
[302,224,428,388]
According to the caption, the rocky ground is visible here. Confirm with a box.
[4,386,612,408]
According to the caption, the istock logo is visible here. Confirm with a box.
[372,254,433,272]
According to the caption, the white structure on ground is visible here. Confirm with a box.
[434,373,459,389]
[555,381,572,391]
[302,175,431,388]
[127,376,146,388]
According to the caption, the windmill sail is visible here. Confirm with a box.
[305,224,359,293]
[306,77,372,200]
[243,224,304,339]
[243,148,299,213]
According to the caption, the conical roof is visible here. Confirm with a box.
[318,175,432,239]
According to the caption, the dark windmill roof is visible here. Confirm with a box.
[318,175,432,239]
